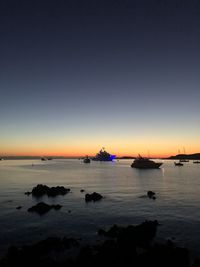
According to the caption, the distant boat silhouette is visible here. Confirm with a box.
[92,148,115,161]
[179,148,189,162]
[41,157,47,161]
[83,156,91,163]
[174,161,183,166]
[180,159,189,162]
[131,155,162,169]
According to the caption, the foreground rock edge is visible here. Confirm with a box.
[0,220,196,267]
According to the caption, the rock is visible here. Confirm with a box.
[28,202,62,215]
[0,220,194,267]
[53,204,62,210]
[147,191,156,199]
[80,189,85,193]
[192,258,200,267]
[25,191,31,196]
[85,192,103,202]
[47,186,70,197]
[16,206,22,210]
[98,220,159,246]
[30,184,70,197]
[0,237,79,267]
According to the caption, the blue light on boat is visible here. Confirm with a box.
[109,155,116,161]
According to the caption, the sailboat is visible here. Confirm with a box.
[174,149,184,166]
[180,148,189,162]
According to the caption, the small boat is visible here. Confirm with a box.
[131,155,162,169]
[92,148,116,161]
[193,161,200,164]
[83,156,90,163]
[41,157,47,161]
[174,161,183,166]
[180,148,189,162]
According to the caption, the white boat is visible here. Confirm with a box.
[92,148,115,161]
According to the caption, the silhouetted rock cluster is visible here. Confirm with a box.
[85,192,103,202]
[147,190,156,200]
[98,220,159,246]
[0,220,195,267]
[28,202,62,215]
[26,184,70,197]
[0,237,79,267]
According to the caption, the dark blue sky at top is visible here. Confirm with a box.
[0,0,200,152]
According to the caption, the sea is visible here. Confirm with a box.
[0,159,200,258]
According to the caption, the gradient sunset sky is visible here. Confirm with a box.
[0,0,200,157]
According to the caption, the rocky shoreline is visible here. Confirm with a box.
[2,184,199,266]
[1,220,199,267]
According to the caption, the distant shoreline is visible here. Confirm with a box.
[1,152,200,160]
[167,153,200,160]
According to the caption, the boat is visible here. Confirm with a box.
[83,156,91,163]
[193,161,200,164]
[41,157,47,161]
[180,148,189,162]
[131,155,162,169]
[174,161,183,166]
[92,148,116,161]
[180,159,189,162]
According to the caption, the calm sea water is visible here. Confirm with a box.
[0,159,200,257]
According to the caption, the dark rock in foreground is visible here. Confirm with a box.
[28,184,70,197]
[98,220,159,246]
[85,192,103,202]
[0,237,79,267]
[28,202,62,215]
[0,220,192,267]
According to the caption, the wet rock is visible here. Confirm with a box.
[29,184,70,197]
[25,191,31,196]
[31,184,49,196]
[28,202,62,215]
[139,242,189,267]
[85,192,103,202]
[147,191,156,199]
[80,189,85,193]
[192,258,200,267]
[0,237,79,267]
[98,220,159,246]
[16,206,22,210]
[0,220,194,267]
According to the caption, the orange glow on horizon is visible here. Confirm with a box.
[1,147,199,159]
[1,135,199,159]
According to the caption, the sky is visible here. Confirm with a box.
[0,0,200,157]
